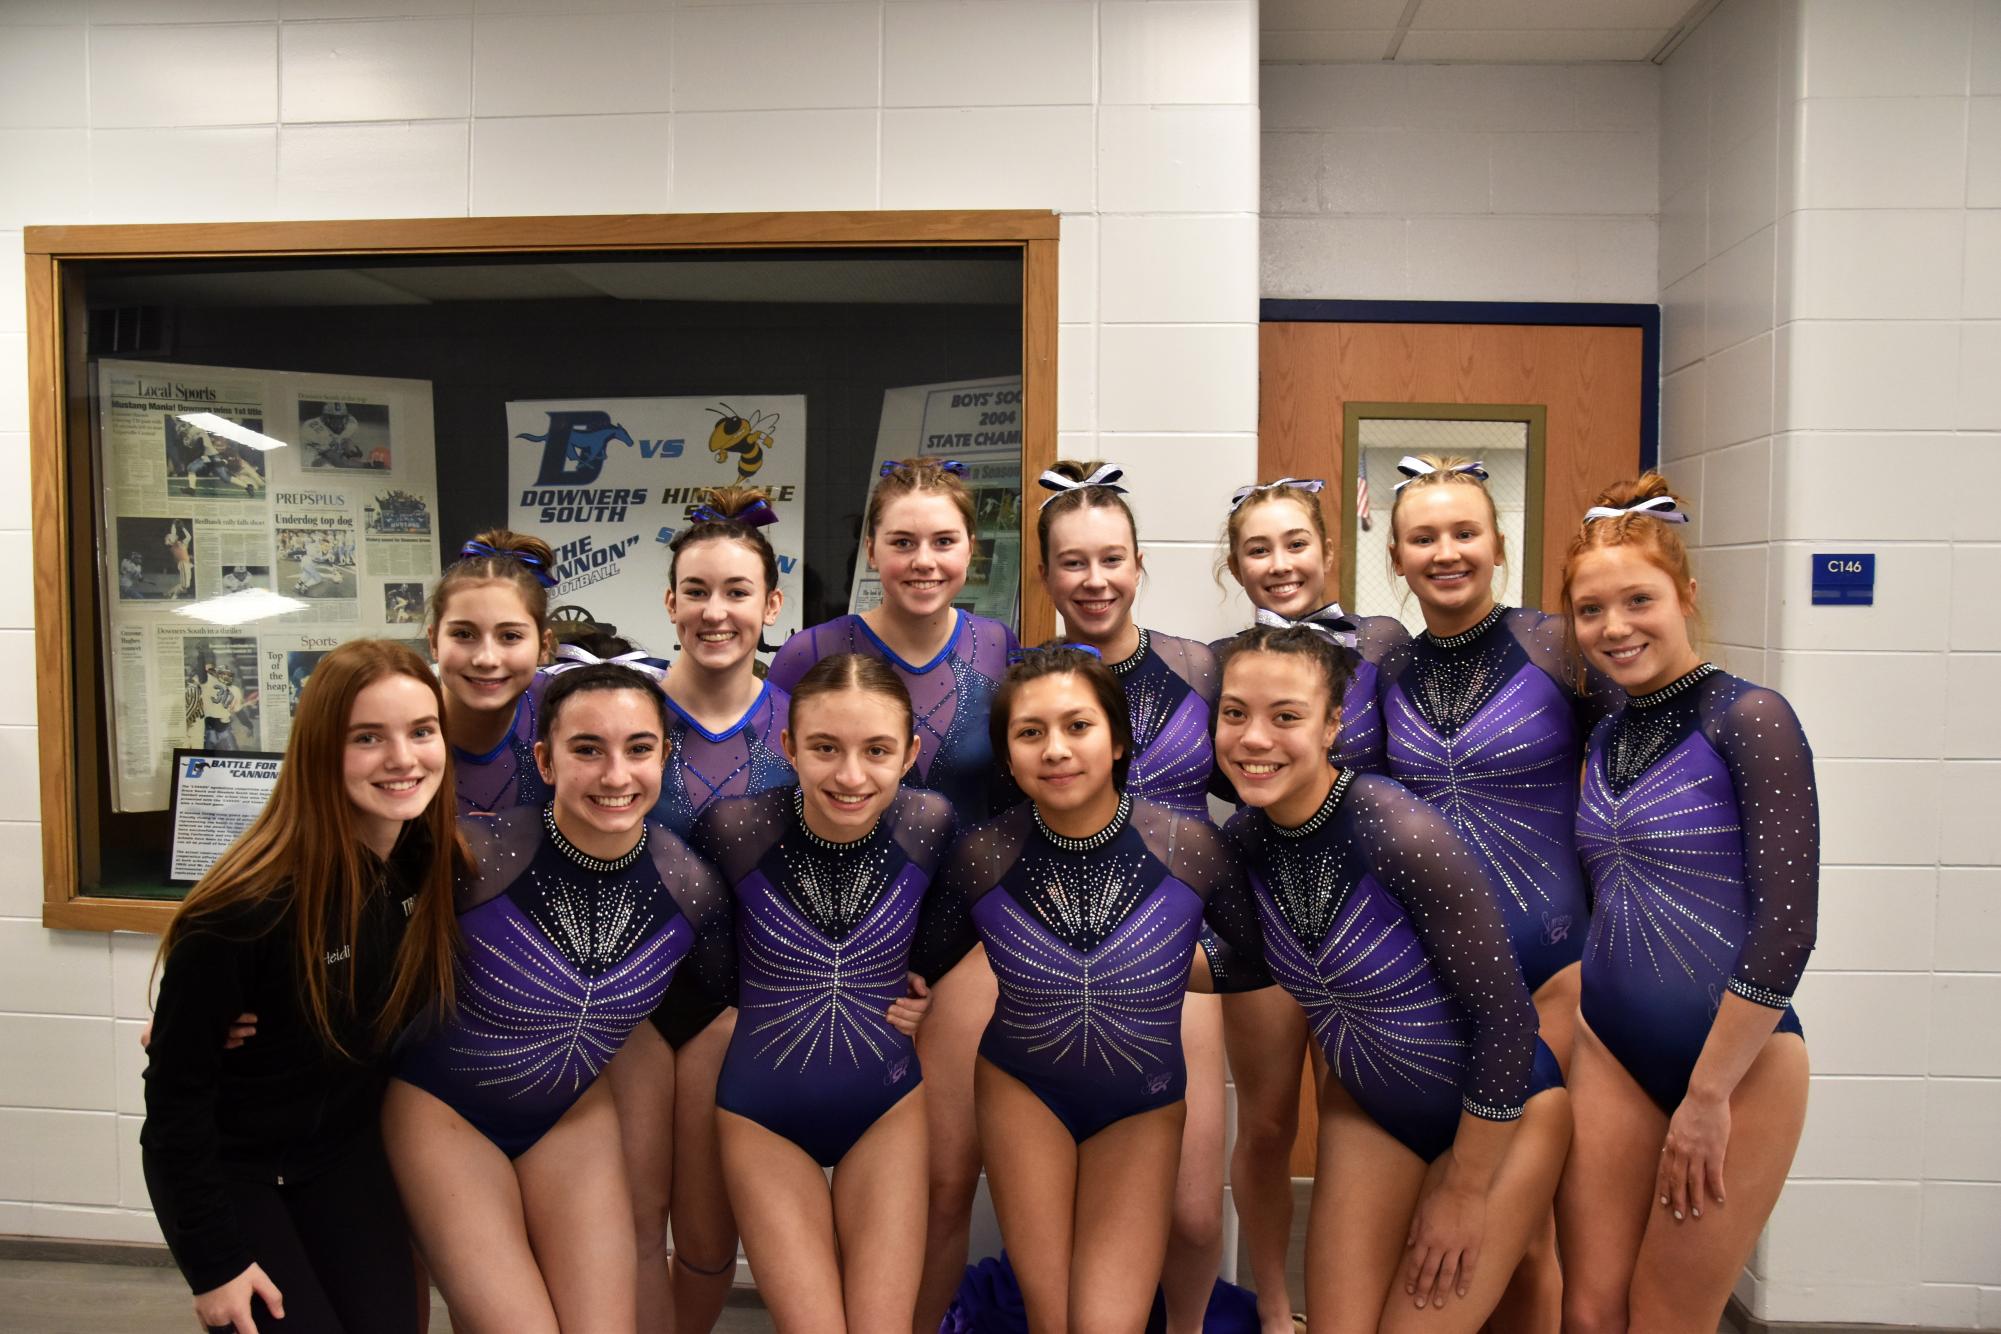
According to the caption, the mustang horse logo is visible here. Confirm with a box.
[517,410,637,487]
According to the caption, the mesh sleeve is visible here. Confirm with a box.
[909,806,1030,984]
[456,810,542,911]
[652,826,738,1016]
[1511,607,1620,728]
[1704,682,1820,1007]
[1135,803,1270,993]
[1155,633,1220,708]
[1345,774,1540,1120]
[892,789,959,875]
[767,621,840,695]
[1352,613,1413,667]
[688,790,790,886]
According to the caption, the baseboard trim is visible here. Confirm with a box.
[0,1236,177,1268]
[1727,1295,1964,1334]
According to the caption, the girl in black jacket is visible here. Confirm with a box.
[143,639,467,1334]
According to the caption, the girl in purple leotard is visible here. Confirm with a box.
[1215,623,1571,1334]
[1555,476,1815,1334]
[1212,478,1412,1333]
[1035,459,1226,1334]
[702,654,947,1331]
[606,485,795,1334]
[766,457,1017,1328]
[426,529,559,822]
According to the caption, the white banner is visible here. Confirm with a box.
[505,396,807,655]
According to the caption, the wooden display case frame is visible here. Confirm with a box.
[25,209,1061,933]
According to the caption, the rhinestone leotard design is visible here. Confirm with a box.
[452,680,551,821]
[1110,630,1220,820]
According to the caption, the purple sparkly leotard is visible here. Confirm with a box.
[395,807,734,1157]
[1111,630,1219,820]
[912,797,1266,1143]
[768,610,1019,820]
[1221,771,1559,1162]
[1380,606,1619,991]
[452,679,551,821]
[1575,665,1817,1112]
[697,787,955,1167]
[652,680,796,840]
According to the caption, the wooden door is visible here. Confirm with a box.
[1260,321,1644,614]
[1259,319,1644,1176]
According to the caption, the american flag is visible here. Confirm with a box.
[1356,451,1372,532]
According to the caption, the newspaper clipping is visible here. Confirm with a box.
[97,360,442,812]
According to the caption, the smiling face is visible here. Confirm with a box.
[342,673,448,858]
[1389,484,1503,624]
[782,686,918,839]
[1568,545,1702,695]
[1004,672,1125,827]
[1230,494,1333,619]
[1215,650,1341,822]
[427,580,543,719]
[668,537,782,674]
[867,493,972,619]
[534,686,666,857]
[1041,505,1142,648]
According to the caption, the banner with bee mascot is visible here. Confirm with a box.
[505,395,807,655]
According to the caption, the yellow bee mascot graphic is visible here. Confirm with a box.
[706,404,779,483]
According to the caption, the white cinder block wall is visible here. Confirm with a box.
[1658,0,2001,1326]
[1261,61,1660,302]
[0,0,1260,1247]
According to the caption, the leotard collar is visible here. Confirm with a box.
[856,609,966,675]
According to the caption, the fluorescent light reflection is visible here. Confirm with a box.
[177,412,289,452]
[174,588,310,627]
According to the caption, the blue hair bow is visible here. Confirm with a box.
[690,497,779,528]
[1007,642,1105,666]
[880,459,971,478]
[459,538,558,588]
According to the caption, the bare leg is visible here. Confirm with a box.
[977,1057,1081,1334]
[1626,1034,1807,1334]
[1072,1102,1187,1334]
[717,1110,845,1334]
[608,1023,677,1333]
[516,1079,640,1333]
[833,1087,930,1333]
[1302,1079,1427,1334]
[1485,964,1582,1334]
[382,1079,560,1334]
[670,1011,740,1333]
[914,947,998,1333]
[1162,992,1225,1334]
[1221,985,1312,1333]
[1556,1017,1670,1334]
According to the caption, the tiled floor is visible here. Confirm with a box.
[0,1259,778,1333]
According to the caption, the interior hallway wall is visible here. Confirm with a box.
[1657,0,2001,1325]
[0,0,1260,1248]
[1261,60,1660,302]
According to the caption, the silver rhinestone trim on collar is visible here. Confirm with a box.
[792,785,884,852]
[1423,603,1509,651]
[1271,767,1355,839]
[1108,628,1151,677]
[544,803,648,873]
[1629,661,1720,710]
[1032,792,1133,852]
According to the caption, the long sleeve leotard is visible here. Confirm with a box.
[1112,629,1220,819]
[395,807,735,1156]
[767,610,1020,821]
[1221,771,1556,1162]
[1574,665,1818,1111]
[911,797,1266,1142]
[695,786,956,1166]
[1379,606,1618,991]
[651,680,796,839]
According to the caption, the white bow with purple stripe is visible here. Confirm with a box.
[1392,457,1489,492]
[1254,603,1359,650]
[1036,463,1128,509]
[1583,495,1690,525]
[545,642,670,682]
[1228,477,1325,512]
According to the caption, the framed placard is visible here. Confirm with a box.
[167,748,284,884]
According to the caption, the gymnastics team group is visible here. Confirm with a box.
[140,454,1819,1334]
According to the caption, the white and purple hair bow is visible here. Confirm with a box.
[1228,477,1325,512]
[1393,457,1489,492]
[1254,603,1359,650]
[1583,495,1690,525]
[544,642,670,683]
[1036,463,1127,509]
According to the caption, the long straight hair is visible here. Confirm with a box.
[157,639,469,1058]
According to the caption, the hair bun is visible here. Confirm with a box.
[1592,471,1676,511]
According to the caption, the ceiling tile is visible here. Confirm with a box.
[1409,0,1691,30]
[1261,29,1395,62]
[1260,0,1406,32]
[1396,28,1670,61]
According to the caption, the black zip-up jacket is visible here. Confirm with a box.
[140,847,422,1294]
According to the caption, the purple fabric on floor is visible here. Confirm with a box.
[939,1253,1261,1333]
